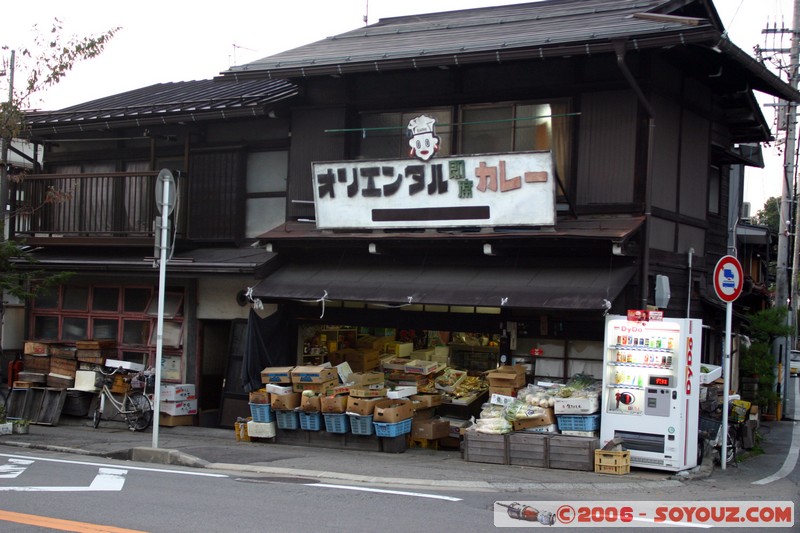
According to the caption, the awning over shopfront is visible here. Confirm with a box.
[250,259,636,311]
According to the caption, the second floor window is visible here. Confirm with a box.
[358,99,573,194]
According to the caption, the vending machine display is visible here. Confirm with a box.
[600,313,702,472]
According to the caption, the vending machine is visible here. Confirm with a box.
[600,312,702,472]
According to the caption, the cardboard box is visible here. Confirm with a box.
[161,384,197,401]
[265,383,293,395]
[160,399,198,416]
[249,390,270,404]
[435,368,467,392]
[160,413,195,427]
[260,366,294,384]
[357,335,394,350]
[344,350,382,373]
[387,386,417,399]
[300,394,321,412]
[431,346,450,363]
[404,360,439,375]
[412,418,450,440]
[349,387,387,398]
[412,406,436,420]
[373,398,414,423]
[511,408,556,431]
[486,365,527,388]
[292,379,339,395]
[410,348,435,361]
[346,396,383,416]
[291,365,338,384]
[321,395,348,413]
[271,392,302,411]
[410,393,443,409]
[553,396,600,415]
[348,371,385,387]
[489,386,517,397]
[386,341,414,357]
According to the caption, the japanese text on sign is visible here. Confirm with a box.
[311,152,555,230]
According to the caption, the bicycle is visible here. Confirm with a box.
[699,399,746,466]
[93,366,153,432]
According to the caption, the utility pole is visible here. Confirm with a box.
[0,50,14,240]
[765,0,800,418]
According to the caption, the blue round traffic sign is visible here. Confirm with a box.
[713,255,743,303]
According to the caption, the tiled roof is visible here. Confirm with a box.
[221,0,796,103]
[25,78,298,135]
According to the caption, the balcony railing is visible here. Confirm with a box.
[8,171,186,246]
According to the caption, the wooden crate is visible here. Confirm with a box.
[507,432,549,468]
[548,435,598,471]
[23,354,51,373]
[594,450,631,475]
[49,345,77,359]
[75,340,116,350]
[49,357,78,378]
[463,429,508,465]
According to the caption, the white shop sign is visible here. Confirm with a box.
[311,151,555,230]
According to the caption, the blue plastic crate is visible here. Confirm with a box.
[249,403,274,423]
[348,414,374,435]
[275,409,300,430]
[373,418,412,437]
[556,414,600,432]
[323,413,350,434]
[298,411,322,431]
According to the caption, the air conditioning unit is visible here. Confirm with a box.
[741,202,751,222]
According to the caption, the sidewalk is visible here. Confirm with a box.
[1,411,796,492]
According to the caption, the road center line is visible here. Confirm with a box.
[310,482,462,501]
[0,509,147,533]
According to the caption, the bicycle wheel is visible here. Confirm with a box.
[724,426,737,465]
[124,391,153,432]
[92,408,102,429]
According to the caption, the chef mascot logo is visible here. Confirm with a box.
[407,114,440,161]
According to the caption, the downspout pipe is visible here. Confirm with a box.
[614,40,655,309]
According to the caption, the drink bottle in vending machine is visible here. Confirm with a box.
[600,313,702,472]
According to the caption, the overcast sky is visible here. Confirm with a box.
[3,0,795,211]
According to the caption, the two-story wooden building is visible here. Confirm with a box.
[235,0,793,388]
[10,78,298,424]
[9,0,795,426]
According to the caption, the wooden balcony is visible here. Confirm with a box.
[8,171,186,247]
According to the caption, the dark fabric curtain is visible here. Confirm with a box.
[241,307,291,392]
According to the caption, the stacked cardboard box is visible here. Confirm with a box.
[261,367,301,410]
[485,365,527,397]
[160,384,197,416]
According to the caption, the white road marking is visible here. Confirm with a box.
[753,379,800,485]
[0,467,127,492]
[0,452,227,477]
[0,459,33,479]
[310,482,462,501]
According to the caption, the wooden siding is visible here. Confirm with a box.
[651,94,680,212]
[679,110,710,219]
[649,217,676,252]
[576,90,637,205]
[187,150,245,242]
[287,107,348,220]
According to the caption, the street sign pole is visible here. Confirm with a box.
[713,255,743,471]
[153,169,175,449]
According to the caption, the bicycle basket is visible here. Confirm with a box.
[698,416,721,440]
